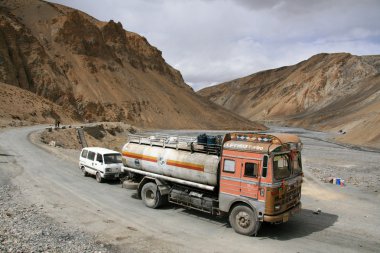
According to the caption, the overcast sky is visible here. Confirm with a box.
[49,0,380,90]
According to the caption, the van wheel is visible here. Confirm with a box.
[229,205,261,236]
[141,182,164,209]
[81,167,88,177]
[96,172,104,183]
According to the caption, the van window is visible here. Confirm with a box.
[104,154,122,164]
[223,159,235,173]
[81,150,88,158]
[244,163,258,178]
[96,153,103,163]
[87,151,96,161]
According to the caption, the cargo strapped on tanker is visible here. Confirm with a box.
[224,132,303,153]
[229,133,283,144]
[127,134,222,155]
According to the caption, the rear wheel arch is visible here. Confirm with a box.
[228,200,254,214]
[96,171,104,183]
[81,166,89,177]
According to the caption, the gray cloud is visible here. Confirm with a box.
[49,0,380,90]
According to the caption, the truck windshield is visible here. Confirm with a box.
[273,155,291,180]
[104,154,122,164]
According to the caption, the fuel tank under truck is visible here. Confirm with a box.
[122,142,220,186]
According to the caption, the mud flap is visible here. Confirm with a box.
[155,179,170,196]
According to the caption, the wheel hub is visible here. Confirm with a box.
[146,190,155,200]
[237,211,251,228]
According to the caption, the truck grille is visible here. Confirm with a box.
[275,184,301,207]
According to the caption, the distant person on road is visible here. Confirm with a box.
[54,119,61,128]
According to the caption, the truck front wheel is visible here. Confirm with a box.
[141,182,163,209]
[229,205,261,236]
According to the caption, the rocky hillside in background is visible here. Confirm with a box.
[198,53,380,148]
[0,0,263,130]
[0,82,76,128]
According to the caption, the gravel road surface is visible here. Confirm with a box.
[0,126,379,252]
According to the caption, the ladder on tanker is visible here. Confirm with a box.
[128,134,222,155]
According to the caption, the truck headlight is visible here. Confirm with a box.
[274,204,281,211]
[105,168,111,172]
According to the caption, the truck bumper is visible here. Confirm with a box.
[263,202,301,223]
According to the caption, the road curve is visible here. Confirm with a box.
[0,126,379,253]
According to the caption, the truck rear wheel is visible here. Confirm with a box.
[141,182,164,209]
[229,205,261,236]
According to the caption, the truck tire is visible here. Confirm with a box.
[141,182,163,209]
[229,205,261,236]
[81,166,88,177]
[96,172,104,183]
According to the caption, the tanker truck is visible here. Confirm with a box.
[121,132,303,236]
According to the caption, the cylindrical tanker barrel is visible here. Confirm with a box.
[122,142,219,186]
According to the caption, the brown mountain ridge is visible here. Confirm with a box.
[198,53,380,148]
[0,0,263,130]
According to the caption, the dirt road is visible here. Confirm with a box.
[0,126,379,252]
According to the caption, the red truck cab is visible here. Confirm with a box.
[218,133,303,235]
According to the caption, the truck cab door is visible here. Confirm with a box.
[239,160,260,199]
[220,157,242,196]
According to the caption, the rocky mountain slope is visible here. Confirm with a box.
[0,82,76,128]
[198,53,380,148]
[0,0,263,130]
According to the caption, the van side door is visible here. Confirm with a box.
[95,153,103,171]
[86,151,96,174]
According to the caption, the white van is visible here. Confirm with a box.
[79,147,122,183]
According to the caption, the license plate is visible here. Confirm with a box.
[115,174,119,178]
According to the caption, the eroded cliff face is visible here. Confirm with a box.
[198,53,380,148]
[0,6,75,106]
[0,81,76,127]
[0,0,262,130]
